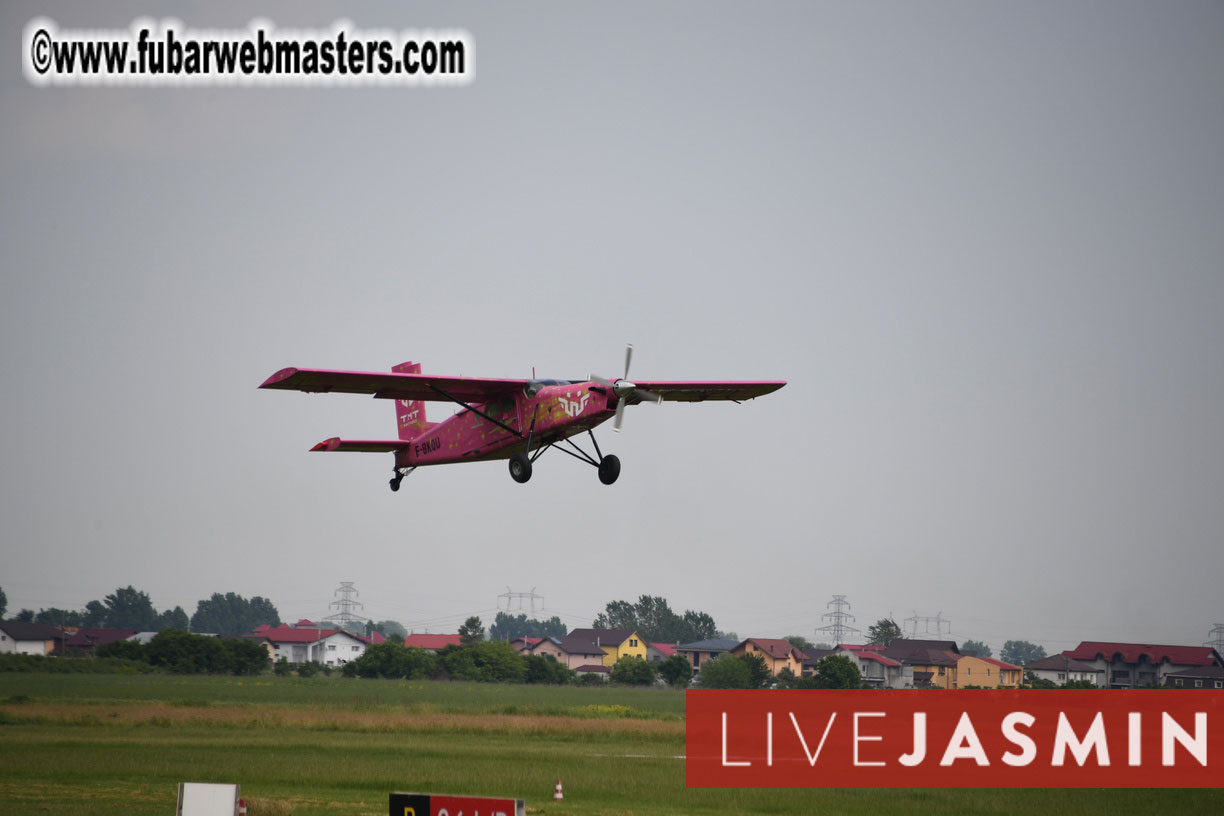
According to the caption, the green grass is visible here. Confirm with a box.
[1,674,1220,816]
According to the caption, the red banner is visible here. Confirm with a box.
[686,689,1224,788]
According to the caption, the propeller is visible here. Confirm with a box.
[590,343,662,432]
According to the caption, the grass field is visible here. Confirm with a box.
[1,673,1220,815]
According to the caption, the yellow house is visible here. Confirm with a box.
[957,655,1022,688]
[883,640,961,689]
[731,638,804,676]
[563,628,647,668]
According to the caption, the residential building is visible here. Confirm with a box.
[730,638,804,677]
[1164,666,1224,689]
[800,647,833,677]
[676,638,739,677]
[402,634,462,653]
[64,628,138,654]
[956,655,1022,688]
[830,645,908,688]
[0,621,63,655]
[647,642,677,663]
[1063,642,1224,689]
[245,623,371,666]
[1025,654,1104,687]
[883,639,961,689]
[563,628,647,668]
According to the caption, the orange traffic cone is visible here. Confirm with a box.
[554,779,564,800]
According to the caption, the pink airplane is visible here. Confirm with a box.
[260,346,785,490]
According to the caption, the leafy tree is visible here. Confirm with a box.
[592,595,718,643]
[960,639,993,658]
[15,609,34,623]
[774,667,800,689]
[156,606,190,631]
[488,612,567,642]
[866,618,902,647]
[34,608,83,627]
[274,657,292,676]
[297,661,320,678]
[657,653,694,688]
[458,616,485,645]
[524,654,574,685]
[96,639,146,661]
[811,654,863,689]
[190,593,280,637]
[813,642,834,650]
[610,655,657,686]
[1001,640,1046,666]
[82,600,107,628]
[698,654,753,689]
[0,586,6,619]
[785,636,815,652]
[223,638,270,675]
[1062,679,1096,689]
[102,586,159,630]
[438,640,525,683]
[144,629,228,673]
[373,620,408,638]
[738,652,772,689]
[387,631,404,644]
[350,642,436,679]
[1023,668,1055,689]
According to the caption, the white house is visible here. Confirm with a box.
[0,621,62,655]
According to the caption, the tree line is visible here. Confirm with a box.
[4,586,281,638]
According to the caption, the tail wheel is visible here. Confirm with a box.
[509,452,533,483]
[598,454,620,485]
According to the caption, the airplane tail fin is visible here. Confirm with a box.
[392,361,430,440]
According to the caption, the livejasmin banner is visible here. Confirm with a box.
[686,690,1224,788]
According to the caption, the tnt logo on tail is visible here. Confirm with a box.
[393,361,430,439]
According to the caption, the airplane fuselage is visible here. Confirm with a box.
[394,382,615,469]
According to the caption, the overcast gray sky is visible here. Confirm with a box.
[3,1,1222,656]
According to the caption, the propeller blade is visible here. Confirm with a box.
[624,343,633,380]
[613,400,626,432]
[590,374,615,388]
[637,389,662,403]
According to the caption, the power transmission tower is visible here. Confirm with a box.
[814,594,860,645]
[498,587,543,613]
[1205,623,1224,653]
[904,611,952,638]
[323,581,367,631]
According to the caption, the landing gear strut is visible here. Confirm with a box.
[512,430,620,485]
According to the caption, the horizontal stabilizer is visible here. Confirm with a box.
[310,438,409,453]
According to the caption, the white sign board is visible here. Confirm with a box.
[177,782,240,816]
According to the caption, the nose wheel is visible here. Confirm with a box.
[509,452,533,483]
[598,454,621,485]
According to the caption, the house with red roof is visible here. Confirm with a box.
[1063,642,1224,688]
[244,624,370,666]
[64,628,138,654]
[830,644,908,688]
[956,655,1022,689]
[402,633,462,653]
[647,642,677,662]
[731,638,804,677]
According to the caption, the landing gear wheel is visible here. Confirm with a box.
[389,477,401,492]
[598,454,621,485]
[509,452,533,483]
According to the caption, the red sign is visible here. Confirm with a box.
[686,689,1224,788]
[389,792,523,816]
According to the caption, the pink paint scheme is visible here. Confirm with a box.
[260,351,784,490]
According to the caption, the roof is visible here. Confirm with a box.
[737,638,802,660]
[1026,654,1102,672]
[676,638,739,652]
[649,642,677,657]
[512,636,544,648]
[843,649,901,668]
[0,621,63,641]
[1065,642,1223,668]
[802,648,833,664]
[574,664,611,674]
[65,628,138,648]
[244,624,365,645]
[402,634,462,650]
[566,628,637,648]
[1164,666,1224,681]
[977,656,1022,671]
[883,639,961,667]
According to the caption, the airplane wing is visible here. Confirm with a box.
[260,368,528,402]
[310,438,408,453]
[628,380,786,402]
